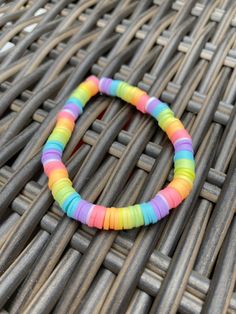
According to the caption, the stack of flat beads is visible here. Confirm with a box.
[41,76,195,230]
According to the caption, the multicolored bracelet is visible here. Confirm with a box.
[41,76,195,230]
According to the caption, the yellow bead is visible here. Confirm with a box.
[166,119,184,139]
[158,112,175,131]
[48,169,68,189]
[122,207,132,229]
[175,159,195,170]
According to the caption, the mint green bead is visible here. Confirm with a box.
[158,111,175,130]
[116,82,126,98]
[175,159,195,170]
[174,169,195,182]
[48,132,69,146]
[71,88,90,106]
[54,186,76,205]
[133,205,144,227]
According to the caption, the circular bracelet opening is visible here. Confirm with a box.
[41,76,195,230]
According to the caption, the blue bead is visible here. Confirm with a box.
[174,150,194,161]
[150,103,170,119]
[62,192,81,215]
[67,97,84,111]
[110,80,121,96]
[140,202,158,225]
[43,140,64,153]
[67,197,81,217]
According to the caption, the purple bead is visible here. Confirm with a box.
[41,151,62,163]
[75,200,93,223]
[174,139,193,153]
[150,194,170,219]
[85,205,95,224]
[99,77,112,94]
[146,97,161,114]
[150,199,161,220]
[101,79,109,93]
[105,79,112,94]
[64,103,82,118]
[74,199,87,221]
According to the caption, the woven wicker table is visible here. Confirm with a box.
[0,1,235,313]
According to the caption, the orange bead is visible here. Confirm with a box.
[48,168,68,190]
[103,207,111,230]
[109,207,116,229]
[130,89,147,106]
[56,118,74,132]
[166,119,184,139]
[84,80,99,95]
[168,178,192,199]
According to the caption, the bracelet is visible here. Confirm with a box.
[41,76,195,230]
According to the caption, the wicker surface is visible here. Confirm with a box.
[0,0,235,313]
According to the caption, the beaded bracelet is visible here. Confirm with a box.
[41,76,195,230]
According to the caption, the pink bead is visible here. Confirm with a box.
[159,187,182,208]
[57,111,75,122]
[136,94,150,113]
[88,205,106,229]
[43,161,65,176]
[171,129,191,145]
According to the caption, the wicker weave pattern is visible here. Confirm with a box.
[0,1,235,313]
